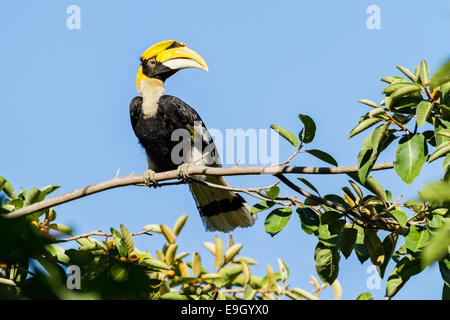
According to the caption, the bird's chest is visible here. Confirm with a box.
[140,80,165,119]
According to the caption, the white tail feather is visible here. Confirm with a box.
[189,175,256,232]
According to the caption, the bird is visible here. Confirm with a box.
[129,40,256,232]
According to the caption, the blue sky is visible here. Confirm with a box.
[1,0,449,299]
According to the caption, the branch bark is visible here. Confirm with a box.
[2,162,393,220]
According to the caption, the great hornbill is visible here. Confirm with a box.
[129,40,256,232]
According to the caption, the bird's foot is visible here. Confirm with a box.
[143,169,158,188]
[177,163,190,181]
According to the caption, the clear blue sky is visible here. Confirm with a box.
[1,0,449,299]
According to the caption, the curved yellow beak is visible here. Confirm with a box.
[140,40,208,72]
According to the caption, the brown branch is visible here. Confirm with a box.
[2,162,394,220]
[0,278,17,287]
[55,229,152,243]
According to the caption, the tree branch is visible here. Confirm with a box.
[2,162,393,220]
[55,229,152,243]
[0,277,17,287]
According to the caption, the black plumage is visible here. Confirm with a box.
[130,95,213,172]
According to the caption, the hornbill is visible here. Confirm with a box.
[129,40,256,232]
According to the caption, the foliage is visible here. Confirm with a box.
[264,60,450,299]
[0,181,324,300]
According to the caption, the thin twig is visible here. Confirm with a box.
[55,229,152,243]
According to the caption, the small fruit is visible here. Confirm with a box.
[166,270,175,278]
[39,226,49,234]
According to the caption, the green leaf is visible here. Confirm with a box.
[110,264,128,282]
[390,84,422,101]
[192,252,202,276]
[160,292,190,300]
[23,188,45,206]
[297,206,320,235]
[358,99,379,108]
[173,215,188,237]
[383,82,416,95]
[347,173,387,202]
[0,177,15,198]
[419,181,450,206]
[356,292,374,300]
[415,101,433,127]
[317,223,340,248]
[381,76,407,84]
[380,233,399,278]
[396,65,417,83]
[225,244,243,264]
[404,200,425,212]
[405,226,430,253]
[443,154,450,173]
[429,141,450,163]
[386,256,422,298]
[297,177,320,195]
[390,209,408,227]
[214,236,225,269]
[394,134,427,184]
[278,258,290,283]
[364,230,385,266]
[160,224,175,244]
[48,223,73,236]
[251,200,275,214]
[265,186,280,200]
[418,60,430,85]
[386,273,405,298]
[39,184,60,196]
[270,124,299,147]
[141,257,169,270]
[442,282,450,300]
[264,207,292,237]
[298,114,316,144]
[45,244,70,264]
[165,244,178,266]
[434,118,450,147]
[340,228,358,259]
[314,242,340,285]
[439,258,450,284]
[430,60,450,90]
[421,222,450,268]
[356,123,390,183]
[120,224,135,256]
[349,118,383,138]
[349,180,363,199]
[305,149,338,166]
[320,211,343,224]
[368,108,386,118]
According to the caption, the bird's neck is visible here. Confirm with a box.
[139,78,165,119]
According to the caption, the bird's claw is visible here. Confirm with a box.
[177,163,190,181]
[143,169,158,188]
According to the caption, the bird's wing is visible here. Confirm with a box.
[159,95,221,167]
[129,96,143,133]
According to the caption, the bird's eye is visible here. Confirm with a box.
[148,60,156,67]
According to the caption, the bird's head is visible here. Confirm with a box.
[136,40,208,91]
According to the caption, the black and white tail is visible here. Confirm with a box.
[189,175,256,232]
